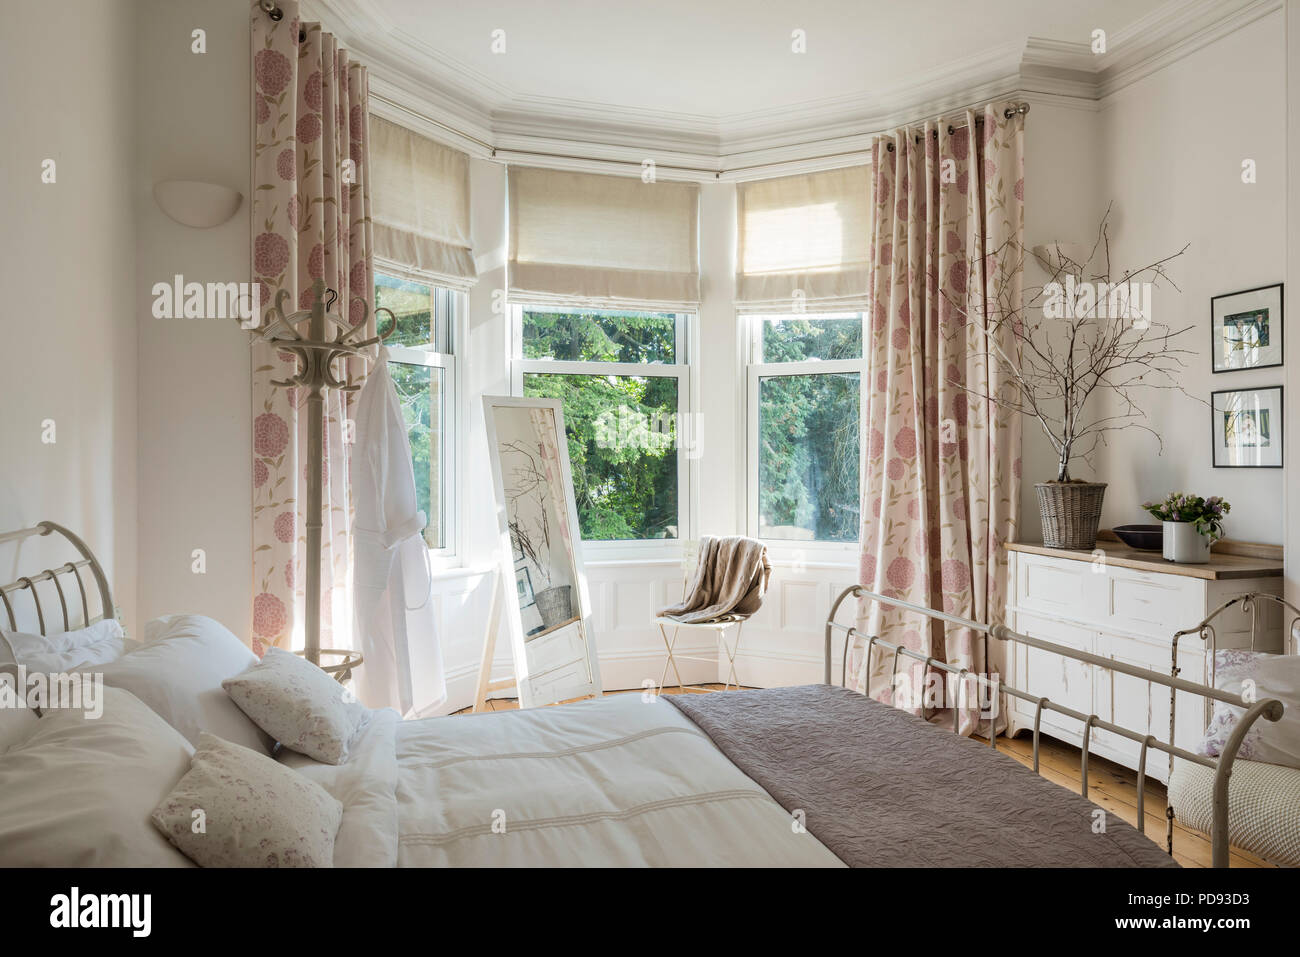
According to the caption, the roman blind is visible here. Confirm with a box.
[371,115,477,289]
[735,165,871,313]
[508,166,700,310]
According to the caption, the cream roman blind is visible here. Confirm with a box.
[370,115,477,289]
[508,166,700,310]
[735,165,871,313]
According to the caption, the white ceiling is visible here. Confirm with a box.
[306,0,1265,166]
[363,0,1165,120]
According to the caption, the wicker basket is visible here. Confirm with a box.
[534,584,574,630]
[1035,481,1107,550]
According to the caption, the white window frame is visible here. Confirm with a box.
[743,312,864,562]
[510,303,694,561]
[378,278,463,564]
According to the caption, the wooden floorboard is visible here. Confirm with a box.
[455,685,1270,867]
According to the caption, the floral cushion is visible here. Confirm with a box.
[152,733,342,867]
[1197,649,1300,770]
[222,648,365,764]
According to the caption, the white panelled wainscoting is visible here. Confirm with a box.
[434,557,857,712]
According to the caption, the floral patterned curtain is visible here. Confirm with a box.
[249,1,373,654]
[854,103,1024,736]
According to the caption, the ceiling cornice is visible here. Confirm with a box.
[304,0,1280,175]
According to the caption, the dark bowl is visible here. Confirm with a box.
[1112,524,1164,551]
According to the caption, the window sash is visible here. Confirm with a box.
[511,304,692,553]
[388,350,456,556]
[375,274,461,560]
[745,310,863,550]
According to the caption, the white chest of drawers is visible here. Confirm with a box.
[1003,541,1284,783]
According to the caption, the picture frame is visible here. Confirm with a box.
[515,565,535,607]
[1210,283,1283,373]
[1210,386,1283,468]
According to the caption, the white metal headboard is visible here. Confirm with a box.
[0,522,115,635]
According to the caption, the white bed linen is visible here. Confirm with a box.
[279,708,402,867]
[396,694,840,867]
[282,694,842,866]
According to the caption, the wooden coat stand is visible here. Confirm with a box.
[251,277,393,669]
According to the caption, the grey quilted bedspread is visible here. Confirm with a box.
[667,684,1179,868]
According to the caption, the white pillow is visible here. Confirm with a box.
[1198,649,1300,770]
[0,686,194,866]
[1,618,136,672]
[153,732,342,867]
[223,647,365,765]
[93,615,274,753]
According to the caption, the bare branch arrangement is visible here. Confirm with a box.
[502,439,555,589]
[955,204,1196,483]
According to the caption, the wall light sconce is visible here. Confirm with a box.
[152,180,243,228]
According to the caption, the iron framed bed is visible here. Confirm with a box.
[825,584,1286,867]
[0,522,115,634]
[0,522,1280,868]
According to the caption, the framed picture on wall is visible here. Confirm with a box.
[1210,386,1283,468]
[515,566,535,607]
[1211,283,1283,372]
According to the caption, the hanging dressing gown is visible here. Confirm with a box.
[350,348,446,715]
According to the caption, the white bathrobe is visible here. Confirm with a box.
[350,348,445,715]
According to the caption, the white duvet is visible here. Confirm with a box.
[284,694,842,867]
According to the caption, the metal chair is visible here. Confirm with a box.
[654,615,747,692]
[654,539,764,692]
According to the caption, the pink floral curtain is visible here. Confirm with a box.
[854,103,1024,736]
[249,2,374,654]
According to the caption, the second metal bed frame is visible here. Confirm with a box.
[825,584,1285,868]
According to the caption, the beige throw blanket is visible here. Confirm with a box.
[658,536,771,624]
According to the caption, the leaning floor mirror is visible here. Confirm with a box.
[482,395,602,708]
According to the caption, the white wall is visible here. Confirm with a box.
[0,0,140,631]
[1019,96,1104,541]
[1091,9,1287,544]
[134,0,252,635]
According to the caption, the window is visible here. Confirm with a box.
[746,313,863,544]
[375,272,458,555]
[512,306,690,543]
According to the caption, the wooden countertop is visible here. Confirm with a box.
[1006,538,1283,581]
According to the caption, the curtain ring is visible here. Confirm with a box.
[886,142,895,153]
[947,125,955,136]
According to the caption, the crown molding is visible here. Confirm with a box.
[1095,0,1283,99]
[305,0,1282,174]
